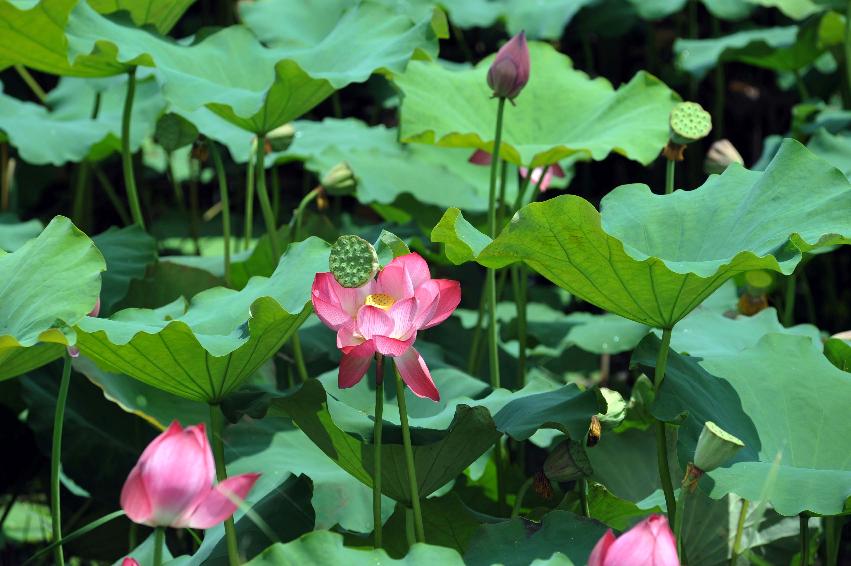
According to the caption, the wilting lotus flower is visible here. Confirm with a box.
[487,31,530,100]
[588,515,679,566]
[704,139,744,175]
[121,422,259,529]
[311,253,461,401]
[469,150,564,192]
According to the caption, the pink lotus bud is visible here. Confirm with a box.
[588,515,680,566]
[120,421,259,529]
[468,149,493,165]
[487,31,530,100]
[89,297,101,318]
[122,559,140,566]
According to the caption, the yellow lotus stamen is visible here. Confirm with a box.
[364,293,396,311]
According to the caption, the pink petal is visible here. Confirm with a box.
[311,272,371,330]
[183,473,260,529]
[122,559,140,566]
[387,253,431,288]
[336,322,362,352]
[89,297,101,317]
[394,347,439,401]
[605,515,679,566]
[420,279,461,329]
[387,297,417,338]
[376,264,415,300]
[550,163,566,178]
[120,465,154,525]
[339,340,376,388]
[356,305,394,340]
[412,281,440,329]
[588,529,615,566]
[469,149,492,166]
[373,334,415,357]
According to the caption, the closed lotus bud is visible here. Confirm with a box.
[122,559,140,566]
[543,439,593,483]
[321,162,356,194]
[487,31,530,100]
[266,123,296,153]
[694,421,744,473]
[704,139,744,175]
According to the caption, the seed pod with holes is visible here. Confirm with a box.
[328,235,379,288]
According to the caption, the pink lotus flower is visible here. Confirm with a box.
[122,559,140,566]
[120,422,259,529]
[487,31,530,100]
[311,253,461,401]
[469,150,564,192]
[589,515,679,566]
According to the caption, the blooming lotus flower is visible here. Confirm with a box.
[311,253,461,401]
[121,421,259,529]
[469,150,564,192]
[122,559,140,566]
[589,515,679,566]
[487,31,530,100]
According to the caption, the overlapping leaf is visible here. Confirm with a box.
[75,238,330,402]
[395,42,680,167]
[432,0,595,39]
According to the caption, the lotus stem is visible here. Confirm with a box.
[243,137,257,251]
[254,136,281,261]
[373,354,385,548]
[188,157,202,255]
[50,352,73,566]
[495,160,508,230]
[510,477,533,519]
[730,499,749,565]
[578,478,590,518]
[784,271,797,326]
[153,527,165,566]
[665,158,675,195]
[653,328,678,534]
[72,93,102,230]
[121,67,146,230]
[209,142,232,287]
[800,514,810,565]
[22,510,126,566]
[14,65,47,103]
[394,366,425,543]
[511,265,529,388]
[824,515,843,566]
[93,166,132,226]
[271,164,281,221]
[674,475,689,559]
[209,404,240,566]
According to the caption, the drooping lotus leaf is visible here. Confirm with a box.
[270,378,500,505]
[75,238,330,403]
[0,216,105,380]
[636,333,851,516]
[431,207,492,263]
[493,385,602,441]
[431,0,595,39]
[245,530,465,566]
[476,140,851,328]
[394,42,680,168]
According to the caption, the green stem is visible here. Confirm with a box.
[243,138,257,251]
[653,328,677,532]
[373,354,385,548]
[712,16,725,139]
[153,527,165,566]
[291,187,321,240]
[209,404,240,566]
[784,271,797,326]
[510,173,532,213]
[466,285,488,375]
[209,142,232,287]
[254,137,280,260]
[188,157,202,256]
[824,516,843,566]
[793,68,810,101]
[121,67,145,229]
[14,65,47,103]
[50,353,73,566]
[291,333,309,383]
[22,510,125,566]
[665,158,676,195]
[510,477,533,519]
[394,366,425,543]
[800,514,810,566]
[271,164,281,222]
[495,160,508,230]
[730,499,749,565]
[674,483,688,559]
[71,162,92,230]
[578,478,590,518]
[331,92,343,118]
[93,166,132,226]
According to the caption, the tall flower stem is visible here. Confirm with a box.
[153,527,165,566]
[209,142,232,287]
[121,67,145,230]
[14,65,47,103]
[784,270,798,326]
[209,404,240,566]
[665,158,676,195]
[72,93,102,229]
[730,499,749,565]
[800,514,810,565]
[373,354,385,548]
[394,366,425,543]
[511,265,529,388]
[93,166,132,226]
[254,137,281,261]
[577,478,590,517]
[487,97,507,514]
[653,328,677,532]
[243,138,258,251]
[50,352,73,566]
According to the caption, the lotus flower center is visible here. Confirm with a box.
[365,293,396,310]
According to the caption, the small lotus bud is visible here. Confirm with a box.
[468,149,492,166]
[694,421,744,473]
[669,102,712,146]
[487,31,530,101]
[321,162,356,194]
[704,139,744,175]
[266,123,296,153]
[329,235,379,288]
[543,439,593,483]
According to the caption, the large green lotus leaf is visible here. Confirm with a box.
[628,0,753,20]
[477,140,851,328]
[92,225,158,314]
[636,333,851,516]
[0,344,65,382]
[493,385,602,441]
[0,217,104,366]
[807,128,851,179]
[270,378,500,505]
[464,511,607,566]
[75,238,330,402]
[749,0,823,19]
[245,530,464,566]
[86,0,196,32]
[0,216,42,251]
[395,42,679,168]
[433,0,595,39]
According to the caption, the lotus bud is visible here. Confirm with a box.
[704,139,744,175]
[122,559,140,566]
[694,421,744,473]
[265,123,296,153]
[543,439,593,483]
[321,162,357,194]
[329,235,379,288]
[487,31,530,101]
[468,149,492,165]
[88,297,101,318]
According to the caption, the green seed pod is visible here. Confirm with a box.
[543,439,593,482]
[322,162,357,194]
[669,102,712,145]
[694,421,744,473]
[329,235,379,288]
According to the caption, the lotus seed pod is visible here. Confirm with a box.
[704,138,744,175]
[669,102,712,146]
[597,388,627,430]
[694,421,744,473]
[543,439,593,482]
[321,162,357,194]
[266,123,296,152]
[329,235,379,288]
